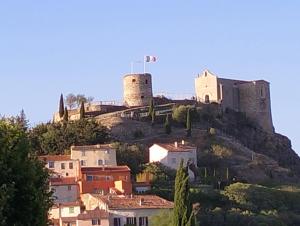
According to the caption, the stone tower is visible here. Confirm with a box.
[195,70,274,132]
[123,73,153,107]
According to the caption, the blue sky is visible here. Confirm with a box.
[0,1,299,154]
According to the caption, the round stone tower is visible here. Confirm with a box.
[123,73,153,107]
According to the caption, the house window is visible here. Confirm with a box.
[67,185,71,191]
[126,217,137,225]
[105,150,110,154]
[48,161,54,168]
[80,160,86,166]
[132,79,136,83]
[69,162,73,169]
[106,176,111,181]
[92,219,101,225]
[61,163,65,169]
[113,218,121,226]
[205,95,210,103]
[171,158,176,164]
[145,79,148,84]
[98,159,103,166]
[139,217,148,226]
[87,175,93,181]
[82,151,86,156]
[141,96,144,99]
[69,207,74,214]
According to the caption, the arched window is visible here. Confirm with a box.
[205,95,210,103]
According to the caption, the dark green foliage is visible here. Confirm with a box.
[79,101,85,119]
[29,119,109,155]
[148,98,154,116]
[113,143,146,175]
[164,114,172,134]
[59,93,64,118]
[143,162,177,182]
[151,109,155,125]
[186,108,191,137]
[63,107,69,122]
[173,160,191,226]
[172,105,199,125]
[0,119,52,226]
[150,210,173,226]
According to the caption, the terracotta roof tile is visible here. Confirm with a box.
[81,166,131,173]
[154,143,196,152]
[77,207,108,220]
[71,144,113,151]
[50,177,78,186]
[95,195,174,210]
[39,155,71,161]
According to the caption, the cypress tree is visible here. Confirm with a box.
[59,94,65,118]
[63,107,69,122]
[79,101,85,119]
[186,108,191,137]
[148,98,154,116]
[173,160,191,226]
[164,114,171,134]
[151,109,155,126]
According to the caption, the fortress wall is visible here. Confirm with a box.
[218,78,240,111]
[238,81,274,132]
[123,73,153,107]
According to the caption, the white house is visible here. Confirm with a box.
[40,155,80,179]
[71,144,117,167]
[81,194,174,226]
[149,141,197,179]
[49,201,82,226]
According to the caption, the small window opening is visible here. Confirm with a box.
[132,79,136,83]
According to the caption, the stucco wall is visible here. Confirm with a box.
[51,184,79,203]
[76,219,109,226]
[71,148,117,167]
[123,73,153,107]
[47,160,80,179]
[60,205,81,218]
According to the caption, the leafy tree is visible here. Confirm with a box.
[186,108,191,137]
[0,119,52,225]
[65,93,77,109]
[63,107,69,122]
[15,109,29,131]
[164,114,172,134]
[150,210,173,226]
[76,94,87,106]
[148,98,154,116]
[79,101,85,119]
[173,105,189,124]
[113,143,146,175]
[29,120,109,155]
[173,160,192,226]
[59,93,65,118]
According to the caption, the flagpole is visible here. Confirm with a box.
[143,56,146,74]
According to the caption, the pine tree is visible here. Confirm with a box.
[59,93,65,118]
[173,160,191,226]
[164,114,171,134]
[63,107,69,122]
[79,101,85,119]
[186,108,191,137]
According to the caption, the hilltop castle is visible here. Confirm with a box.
[54,69,274,132]
[195,70,274,132]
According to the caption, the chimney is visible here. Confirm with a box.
[139,198,144,206]
[174,142,178,148]
[181,140,185,145]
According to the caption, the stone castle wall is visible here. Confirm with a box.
[123,73,153,107]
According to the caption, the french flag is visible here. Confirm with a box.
[144,55,157,62]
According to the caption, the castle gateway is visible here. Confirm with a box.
[195,70,274,132]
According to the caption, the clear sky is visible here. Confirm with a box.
[0,1,299,154]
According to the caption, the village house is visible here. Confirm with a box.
[149,141,197,179]
[49,201,82,226]
[71,144,117,167]
[79,166,132,195]
[81,194,174,226]
[50,177,80,204]
[40,155,80,179]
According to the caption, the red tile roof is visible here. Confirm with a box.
[77,207,108,220]
[95,195,174,210]
[81,166,131,173]
[39,155,71,161]
[71,144,113,151]
[50,177,78,186]
[154,143,196,152]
